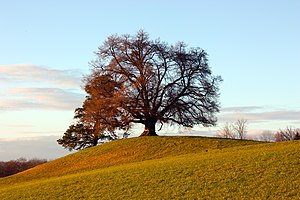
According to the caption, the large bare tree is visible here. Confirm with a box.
[87,30,222,136]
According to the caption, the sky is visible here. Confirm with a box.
[0,0,299,161]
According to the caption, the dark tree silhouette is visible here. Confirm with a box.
[87,30,222,136]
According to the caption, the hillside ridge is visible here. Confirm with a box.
[1,136,261,184]
[0,137,299,199]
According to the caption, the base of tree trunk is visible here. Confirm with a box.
[140,119,158,136]
[139,130,158,137]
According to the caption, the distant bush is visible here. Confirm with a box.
[0,158,47,178]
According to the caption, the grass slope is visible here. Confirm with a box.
[0,137,299,199]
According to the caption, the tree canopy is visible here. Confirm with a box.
[58,30,222,150]
[90,30,222,136]
[57,75,120,150]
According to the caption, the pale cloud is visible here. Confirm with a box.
[220,106,264,113]
[0,64,85,144]
[2,87,85,111]
[218,106,300,124]
[0,64,82,88]
[0,64,85,111]
[0,99,43,110]
[291,120,300,125]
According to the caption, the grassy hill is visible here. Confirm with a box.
[0,136,299,199]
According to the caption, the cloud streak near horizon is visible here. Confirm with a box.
[0,64,85,111]
[218,106,300,126]
[0,64,82,88]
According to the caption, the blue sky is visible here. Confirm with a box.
[0,0,299,160]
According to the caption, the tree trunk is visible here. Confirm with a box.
[140,118,158,136]
[92,136,99,146]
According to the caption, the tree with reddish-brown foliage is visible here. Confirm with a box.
[57,75,121,150]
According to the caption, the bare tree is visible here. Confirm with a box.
[216,123,235,139]
[217,119,248,140]
[88,30,222,136]
[233,119,248,140]
[275,127,300,142]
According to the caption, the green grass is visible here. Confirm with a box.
[0,136,299,199]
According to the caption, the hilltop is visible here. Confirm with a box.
[0,136,299,199]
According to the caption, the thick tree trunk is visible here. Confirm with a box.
[92,136,99,146]
[140,118,158,136]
